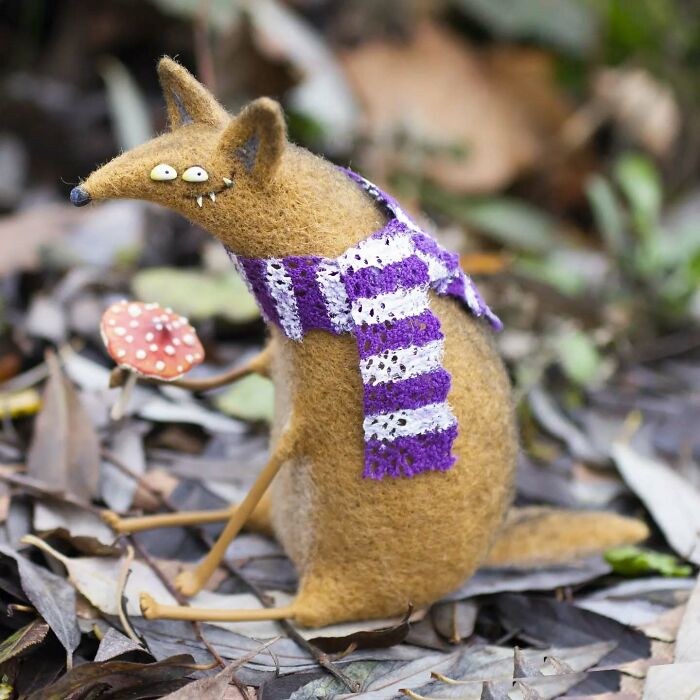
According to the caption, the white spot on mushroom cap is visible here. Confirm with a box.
[145,332,154,342]
[125,335,134,343]
[183,334,195,346]
[150,344,158,352]
[117,349,126,358]
[185,354,194,363]
[155,360,165,371]
[165,345,175,356]
[115,327,126,336]
[135,349,147,360]
[128,305,142,317]
[130,320,139,328]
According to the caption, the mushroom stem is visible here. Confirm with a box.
[109,348,270,392]
[163,364,254,391]
[110,371,137,421]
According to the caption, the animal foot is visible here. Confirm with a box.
[101,510,128,532]
[175,570,202,598]
[140,592,158,619]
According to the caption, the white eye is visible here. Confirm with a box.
[182,166,209,183]
[150,163,177,181]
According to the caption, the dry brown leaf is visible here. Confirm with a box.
[638,604,687,644]
[340,22,538,193]
[0,203,85,275]
[223,688,255,700]
[132,468,180,512]
[483,46,598,207]
[642,661,700,700]
[483,48,572,138]
[308,605,413,653]
[33,500,119,555]
[460,252,512,275]
[593,68,681,158]
[26,351,100,502]
[612,442,700,565]
[674,576,700,663]
[620,640,674,679]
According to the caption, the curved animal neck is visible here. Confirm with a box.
[208,147,388,259]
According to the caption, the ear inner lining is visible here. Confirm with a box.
[171,89,193,126]
[157,57,228,130]
[236,133,260,173]
[217,97,286,181]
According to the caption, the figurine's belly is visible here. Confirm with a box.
[269,294,517,611]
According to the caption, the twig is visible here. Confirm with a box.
[193,0,216,91]
[494,627,522,646]
[212,559,359,690]
[0,469,104,516]
[128,535,225,669]
[102,450,360,692]
[623,329,700,365]
[116,545,141,644]
[101,449,181,512]
[0,360,49,393]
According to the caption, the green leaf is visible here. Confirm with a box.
[132,267,260,323]
[599,0,682,63]
[462,199,558,254]
[605,546,692,578]
[424,187,558,255]
[453,0,597,56]
[214,374,274,423]
[614,153,662,235]
[654,223,700,269]
[0,620,49,664]
[148,0,241,30]
[554,329,602,386]
[98,57,153,151]
[586,175,627,257]
[515,257,587,296]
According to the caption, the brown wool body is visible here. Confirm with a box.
[77,58,648,627]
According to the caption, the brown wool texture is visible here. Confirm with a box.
[80,57,648,627]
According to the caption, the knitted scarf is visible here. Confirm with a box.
[227,168,501,480]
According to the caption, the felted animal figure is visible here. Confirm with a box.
[72,58,648,628]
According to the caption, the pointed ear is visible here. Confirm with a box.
[218,98,286,182]
[157,57,228,130]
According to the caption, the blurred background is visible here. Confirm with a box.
[0,0,699,529]
[1,0,700,529]
[0,0,697,694]
[1,0,700,382]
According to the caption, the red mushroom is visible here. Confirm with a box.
[100,300,205,419]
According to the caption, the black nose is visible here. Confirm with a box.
[70,186,91,207]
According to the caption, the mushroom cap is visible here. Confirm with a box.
[100,300,205,380]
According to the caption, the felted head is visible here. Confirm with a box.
[73,59,288,246]
[73,57,390,260]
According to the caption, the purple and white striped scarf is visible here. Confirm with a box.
[227,168,501,480]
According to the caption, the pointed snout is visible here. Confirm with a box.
[70,186,91,207]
